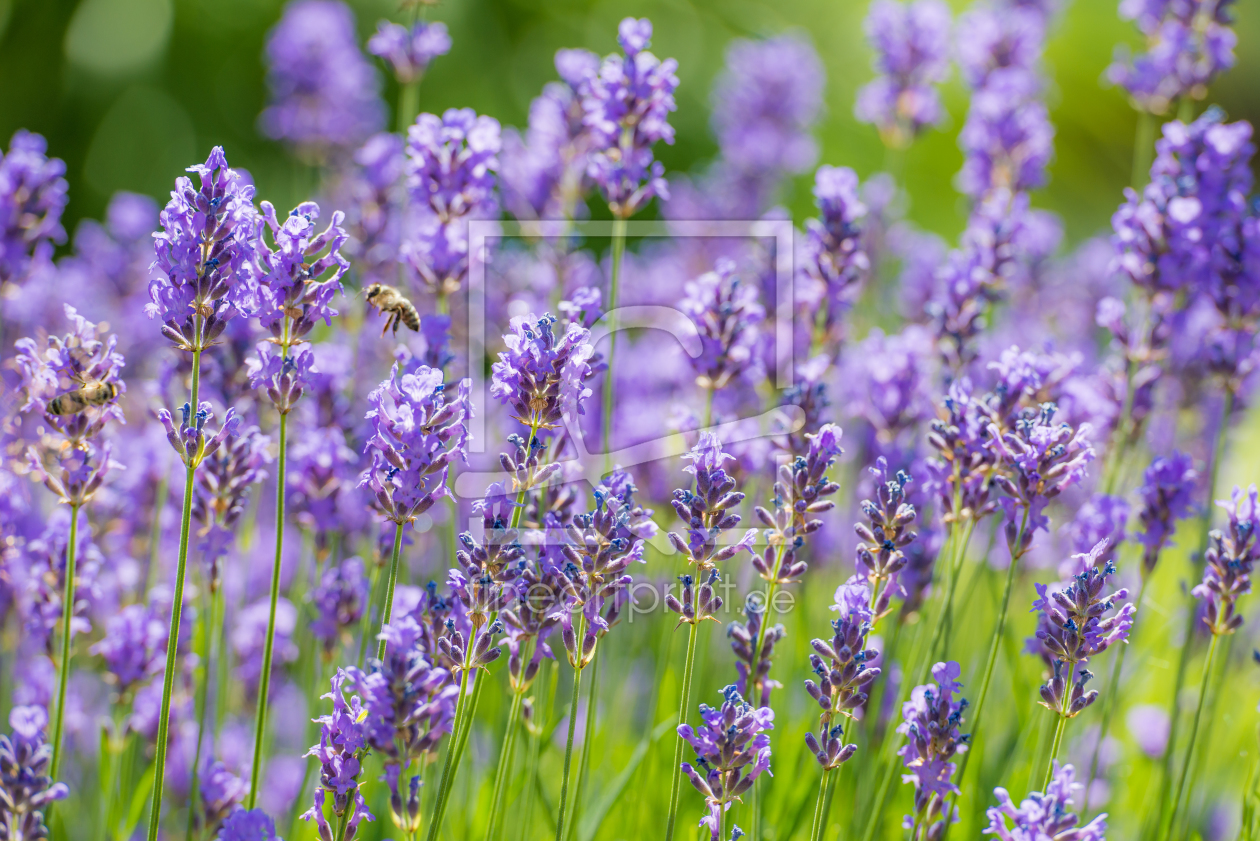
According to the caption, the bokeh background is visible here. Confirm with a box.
[5,1,1260,840]
[3,0,1260,251]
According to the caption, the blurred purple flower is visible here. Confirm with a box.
[985,762,1107,841]
[856,0,952,146]
[367,20,451,84]
[1193,484,1258,635]
[0,131,68,284]
[898,661,969,838]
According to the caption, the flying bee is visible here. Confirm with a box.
[364,283,421,336]
[48,379,121,416]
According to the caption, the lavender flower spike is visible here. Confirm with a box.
[1193,484,1258,636]
[854,458,917,620]
[0,130,68,284]
[0,706,70,840]
[803,581,879,770]
[985,762,1107,841]
[368,20,451,84]
[679,258,766,393]
[218,809,281,841]
[678,686,773,841]
[302,669,375,841]
[584,17,679,218]
[1135,452,1197,575]
[855,0,952,148]
[898,661,970,839]
[148,147,258,353]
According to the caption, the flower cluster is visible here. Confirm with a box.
[368,19,451,84]
[91,603,166,697]
[310,557,370,657]
[403,108,501,300]
[583,17,679,217]
[854,458,918,620]
[678,685,772,841]
[0,707,69,841]
[898,661,969,840]
[679,259,765,393]
[855,0,953,147]
[804,582,879,769]
[360,364,471,525]
[1135,451,1197,574]
[490,313,595,451]
[1193,484,1258,635]
[1031,541,1135,716]
[15,306,126,506]
[1108,0,1237,114]
[260,0,384,155]
[192,423,271,584]
[984,762,1107,841]
[302,670,375,841]
[728,600,785,708]
[148,147,258,352]
[0,131,68,284]
[158,402,241,470]
[798,166,870,335]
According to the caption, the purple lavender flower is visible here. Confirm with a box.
[91,604,165,696]
[0,706,70,839]
[199,761,249,836]
[353,617,456,835]
[232,598,298,697]
[302,670,374,841]
[1193,484,1258,635]
[1108,0,1237,114]
[490,313,596,438]
[898,661,969,839]
[583,18,679,217]
[1031,541,1135,716]
[15,510,106,651]
[924,378,1001,526]
[985,762,1107,841]
[955,6,1045,90]
[360,364,472,525]
[839,324,936,464]
[1135,451,1197,574]
[148,147,259,353]
[288,425,363,553]
[958,69,1054,199]
[990,402,1095,554]
[0,131,68,284]
[855,458,918,620]
[310,557,369,657]
[367,20,451,84]
[677,685,772,841]
[260,0,384,155]
[679,259,765,393]
[1067,494,1130,559]
[803,582,877,769]
[711,34,823,191]
[402,107,501,301]
[798,166,870,333]
[855,0,952,147]
[218,808,279,841]
[13,305,126,509]
[342,132,405,289]
[1111,108,1253,295]
[158,401,242,470]
[728,601,785,708]
[254,201,349,344]
[193,424,272,584]
[751,424,843,588]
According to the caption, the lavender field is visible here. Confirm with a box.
[0,0,1258,840]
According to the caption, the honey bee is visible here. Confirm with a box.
[48,379,121,416]
[364,283,421,336]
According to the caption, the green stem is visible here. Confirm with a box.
[427,664,484,841]
[377,521,406,661]
[333,803,352,841]
[484,687,527,841]
[48,502,82,786]
[398,82,420,133]
[186,585,223,840]
[1043,669,1073,791]
[600,216,628,473]
[247,411,288,809]
[519,659,555,841]
[809,769,832,841]
[554,623,587,841]
[664,620,700,841]
[1083,575,1149,812]
[566,648,600,841]
[426,666,469,841]
[816,764,838,841]
[1163,634,1221,841]
[147,346,203,841]
[357,556,389,670]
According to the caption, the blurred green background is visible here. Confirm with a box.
[3,0,1260,250]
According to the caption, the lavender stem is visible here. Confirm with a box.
[554,614,588,841]
[663,620,700,841]
[1163,634,1221,841]
[425,662,472,841]
[376,522,406,661]
[48,501,82,787]
[566,647,600,841]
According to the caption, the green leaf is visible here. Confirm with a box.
[577,716,675,841]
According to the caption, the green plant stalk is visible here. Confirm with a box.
[186,584,223,841]
[357,555,390,669]
[663,620,701,841]
[1153,388,1233,835]
[1083,574,1150,813]
[809,769,833,841]
[485,636,536,841]
[1042,661,1075,791]
[816,761,840,841]
[1131,110,1157,189]
[147,344,203,841]
[376,522,407,661]
[566,648,600,841]
[554,616,588,841]
[48,501,83,786]
[600,215,628,474]
[247,410,289,809]
[1163,634,1221,841]
[744,542,788,841]
[398,82,420,133]
[425,663,471,841]
[519,659,556,841]
[1172,634,1234,841]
